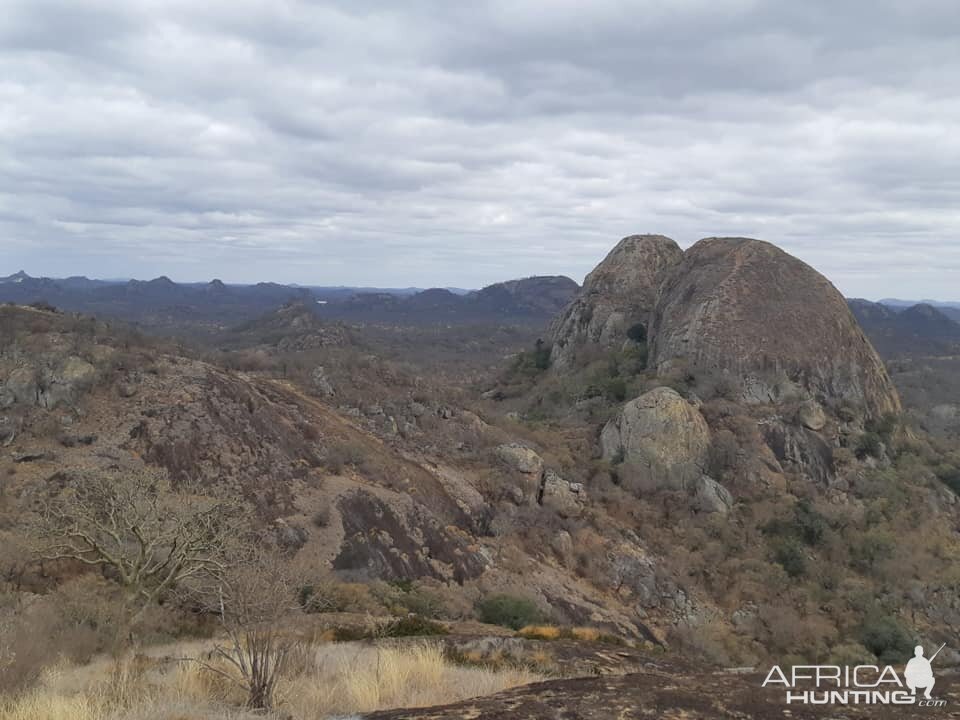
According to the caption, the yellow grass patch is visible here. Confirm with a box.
[517,625,562,640]
[0,639,543,720]
[570,627,601,642]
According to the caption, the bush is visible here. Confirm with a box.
[855,432,883,459]
[476,594,544,630]
[299,582,378,614]
[761,500,827,548]
[865,413,898,443]
[850,529,896,573]
[511,340,552,376]
[773,539,806,578]
[372,581,445,619]
[859,613,914,664]
[330,615,447,641]
[383,615,448,638]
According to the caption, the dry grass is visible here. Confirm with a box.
[0,639,543,720]
[517,624,562,640]
[282,642,541,718]
[517,625,604,642]
[570,627,601,642]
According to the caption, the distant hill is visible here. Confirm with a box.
[878,297,960,309]
[315,276,579,325]
[849,299,960,358]
[0,271,573,329]
[0,271,313,328]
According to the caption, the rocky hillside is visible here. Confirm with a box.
[494,234,960,672]
[4,235,960,717]
[0,304,662,642]
[648,238,900,420]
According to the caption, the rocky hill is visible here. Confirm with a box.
[493,234,959,676]
[549,235,683,368]
[648,238,901,420]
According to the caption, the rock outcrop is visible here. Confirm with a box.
[600,387,710,489]
[494,443,585,514]
[648,238,901,420]
[2,356,98,409]
[550,235,683,368]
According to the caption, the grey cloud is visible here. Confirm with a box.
[1,0,958,296]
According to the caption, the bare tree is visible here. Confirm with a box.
[33,467,241,636]
[192,549,300,710]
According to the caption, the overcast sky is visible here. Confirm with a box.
[2,1,959,298]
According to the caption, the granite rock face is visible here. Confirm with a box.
[648,238,901,420]
[601,387,711,490]
[549,235,683,368]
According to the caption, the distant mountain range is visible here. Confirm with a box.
[0,271,577,328]
[849,299,960,357]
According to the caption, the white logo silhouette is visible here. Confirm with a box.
[905,643,945,700]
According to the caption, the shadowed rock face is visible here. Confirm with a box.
[550,235,684,368]
[648,238,901,420]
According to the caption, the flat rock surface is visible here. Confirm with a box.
[367,666,960,719]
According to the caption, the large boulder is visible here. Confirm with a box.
[601,387,710,489]
[540,469,585,518]
[494,443,544,475]
[4,366,38,405]
[692,475,733,514]
[550,235,683,369]
[648,238,901,421]
[41,356,97,409]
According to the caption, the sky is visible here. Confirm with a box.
[2,1,960,299]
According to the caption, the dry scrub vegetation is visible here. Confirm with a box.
[0,640,542,720]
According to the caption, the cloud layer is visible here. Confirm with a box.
[2,0,959,297]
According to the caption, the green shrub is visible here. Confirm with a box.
[374,581,444,618]
[865,413,898,443]
[476,594,544,630]
[761,499,827,547]
[855,432,883,459]
[859,613,914,664]
[773,539,806,578]
[511,339,552,376]
[793,500,827,546]
[603,377,627,402]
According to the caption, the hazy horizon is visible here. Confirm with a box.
[3,255,959,305]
